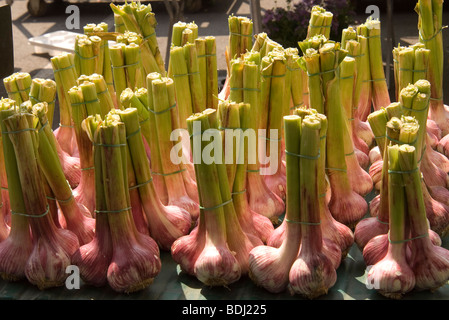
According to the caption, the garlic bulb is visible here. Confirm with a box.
[249,222,301,293]
[354,216,389,251]
[369,159,383,191]
[71,212,113,287]
[366,243,416,299]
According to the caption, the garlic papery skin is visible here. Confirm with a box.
[171,223,206,276]
[146,203,192,251]
[320,207,354,259]
[420,148,449,188]
[71,212,113,287]
[288,248,337,299]
[369,194,381,217]
[408,235,449,292]
[266,218,286,248]
[365,144,416,299]
[362,233,390,266]
[345,147,373,197]
[25,225,80,290]
[355,148,370,169]
[263,164,287,201]
[427,143,449,173]
[428,185,449,207]
[369,146,382,164]
[369,160,383,191]
[0,215,33,281]
[355,120,375,148]
[288,114,338,299]
[353,131,370,157]
[107,227,161,293]
[53,126,77,157]
[421,183,449,237]
[247,170,285,225]
[354,217,389,251]
[54,137,81,189]
[363,228,441,268]
[436,133,449,157]
[365,243,415,299]
[427,119,442,142]
[328,176,368,229]
[248,115,303,293]
[427,131,439,149]
[193,238,241,287]
[244,199,274,244]
[248,221,301,293]
[57,200,96,246]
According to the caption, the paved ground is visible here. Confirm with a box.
[2,0,449,102]
[1,0,289,79]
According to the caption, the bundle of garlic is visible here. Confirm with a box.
[217,100,273,244]
[67,80,102,215]
[361,115,444,265]
[298,35,369,228]
[340,28,370,168]
[218,16,254,104]
[362,81,449,242]
[82,22,116,104]
[415,0,449,136]
[269,107,354,260]
[74,33,103,77]
[365,143,449,299]
[73,113,161,293]
[172,108,260,286]
[113,106,192,251]
[0,101,79,289]
[144,74,199,221]
[109,36,146,108]
[110,2,166,77]
[0,99,33,280]
[30,102,95,246]
[195,36,219,110]
[50,53,78,157]
[250,113,339,299]
[223,52,285,224]
[169,40,206,129]
[3,72,32,106]
[342,18,393,153]
[370,47,449,191]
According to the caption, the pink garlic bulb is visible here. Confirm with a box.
[53,126,77,157]
[369,159,383,191]
[354,216,389,251]
[71,212,113,287]
[193,237,241,287]
[328,174,368,229]
[0,216,33,281]
[409,235,449,291]
[355,148,370,169]
[355,120,375,148]
[365,243,415,299]
[345,150,373,196]
[247,170,285,225]
[369,146,382,164]
[25,212,80,289]
[171,223,205,276]
[248,222,301,293]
